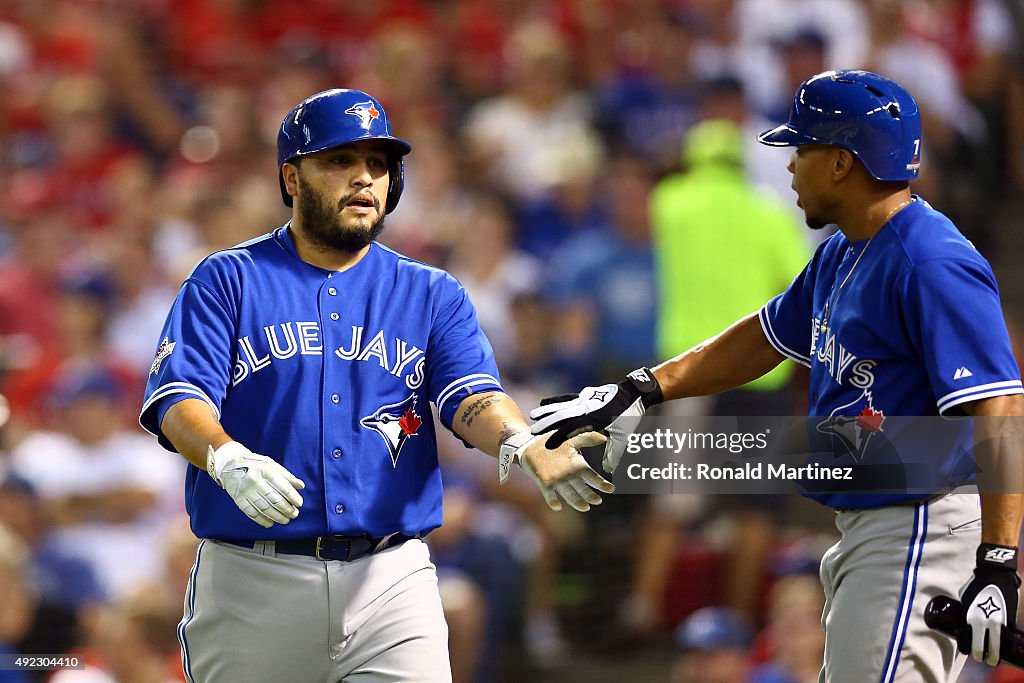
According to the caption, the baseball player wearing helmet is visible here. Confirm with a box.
[530,70,1024,682]
[139,88,613,683]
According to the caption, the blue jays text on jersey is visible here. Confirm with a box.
[231,321,427,389]
[759,198,1023,509]
[140,226,503,540]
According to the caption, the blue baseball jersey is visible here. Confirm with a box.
[760,197,1022,509]
[140,226,503,540]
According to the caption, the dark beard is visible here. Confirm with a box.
[296,176,386,252]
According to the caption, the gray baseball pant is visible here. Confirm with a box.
[819,492,980,683]
[178,538,452,682]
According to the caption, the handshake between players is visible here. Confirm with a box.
[526,364,1024,673]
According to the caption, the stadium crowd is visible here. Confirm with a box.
[0,0,1022,681]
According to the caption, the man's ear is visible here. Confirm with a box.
[282,162,300,200]
[832,149,856,182]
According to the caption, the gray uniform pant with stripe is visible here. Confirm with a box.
[819,492,979,683]
[178,538,452,683]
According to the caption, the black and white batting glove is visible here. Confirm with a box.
[528,368,663,474]
[207,442,306,528]
[958,543,1021,666]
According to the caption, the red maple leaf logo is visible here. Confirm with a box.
[856,406,884,433]
[399,408,421,436]
[367,104,379,120]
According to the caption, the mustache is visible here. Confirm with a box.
[338,191,382,212]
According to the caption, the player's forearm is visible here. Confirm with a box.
[451,391,529,457]
[978,494,1024,547]
[651,313,785,402]
[160,398,233,469]
[966,394,1024,546]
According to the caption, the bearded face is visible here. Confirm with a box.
[295,169,387,252]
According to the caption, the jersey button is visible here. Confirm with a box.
[335,504,344,514]
[331,394,340,404]
[328,287,337,296]
[332,448,342,459]
[330,312,340,321]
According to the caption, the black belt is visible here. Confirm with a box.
[222,533,416,561]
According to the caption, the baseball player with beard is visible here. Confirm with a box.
[140,88,613,683]
[530,71,1024,682]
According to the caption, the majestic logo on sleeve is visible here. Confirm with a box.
[360,393,422,467]
[816,389,885,462]
[150,337,176,375]
[344,101,380,130]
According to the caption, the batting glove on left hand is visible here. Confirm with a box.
[959,543,1021,666]
[207,441,306,528]
[499,431,614,512]
[529,368,663,473]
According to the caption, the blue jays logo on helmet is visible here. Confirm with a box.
[276,88,412,212]
[344,101,381,130]
[361,393,422,467]
[816,389,886,462]
[757,70,922,182]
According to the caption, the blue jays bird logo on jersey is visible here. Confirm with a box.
[361,393,422,467]
[816,389,885,462]
[345,101,380,130]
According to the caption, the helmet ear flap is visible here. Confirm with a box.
[385,157,404,214]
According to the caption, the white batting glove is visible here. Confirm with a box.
[207,441,306,528]
[500,431,614,512]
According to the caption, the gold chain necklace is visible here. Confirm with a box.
[818,199,912,334]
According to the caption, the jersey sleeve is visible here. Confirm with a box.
[758,246,821,368]
[139,277,236,450]
[902,257,1023,416]
[426,276,503,431]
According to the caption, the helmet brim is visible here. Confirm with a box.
[286,134,412,162]
[368,135,412,157]
[756,124,821,147]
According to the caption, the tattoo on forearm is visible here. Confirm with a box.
[459,394,506,428]
[497,421,526,446]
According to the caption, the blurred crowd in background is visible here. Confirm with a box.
[0,0,1023,681]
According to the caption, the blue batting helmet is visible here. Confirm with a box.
[277,89,412,213]
[757,70,921,182]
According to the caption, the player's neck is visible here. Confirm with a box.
[290,224,372,272]
[837,189,913,242]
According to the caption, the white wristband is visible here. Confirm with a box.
[207,441,246,487]
[498,432,535,484]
